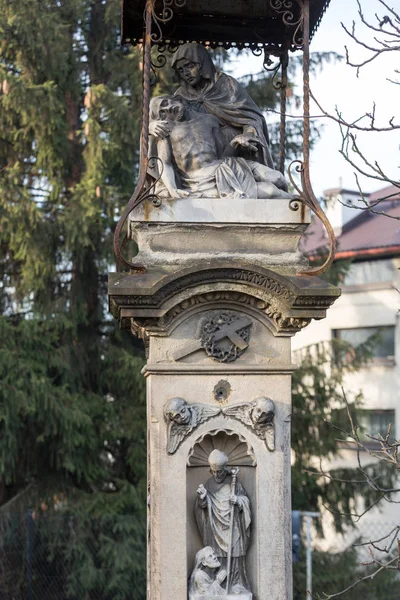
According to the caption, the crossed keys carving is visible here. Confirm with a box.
[172,312,252,363]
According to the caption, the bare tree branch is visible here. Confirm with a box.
[314,555,399,599]
[341,1,400,76]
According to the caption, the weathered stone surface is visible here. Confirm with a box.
[128,197,310,275]
[148,44,288,200]
[145,340,293,600]
[191,454,252,597]
[109,181,339,599]
[108,263,340,340]
[130,196,309,224]
[108,259,340,599]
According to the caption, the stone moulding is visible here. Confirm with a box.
[142,364,297,375]
[108,264,341,339]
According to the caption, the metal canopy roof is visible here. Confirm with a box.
[122,0,331,50]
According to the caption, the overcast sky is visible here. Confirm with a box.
[232,0,399,198]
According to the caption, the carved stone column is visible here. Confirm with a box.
[109,198,340,600]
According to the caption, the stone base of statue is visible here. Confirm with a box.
[109,193,340,599]
[190,594,252,600]
[128,196,310,275]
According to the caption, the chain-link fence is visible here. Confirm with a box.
[294,519,400,600]
[1,512,399,599]
[0,512,146,600]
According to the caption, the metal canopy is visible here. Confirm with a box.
[122,0,331,49]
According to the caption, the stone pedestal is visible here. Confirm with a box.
[128,197,310,275]
[109,197,340,600]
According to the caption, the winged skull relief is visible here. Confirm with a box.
[223,397,276,452]
[164,398,221,454]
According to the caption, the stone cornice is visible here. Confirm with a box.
[109,265,340,338]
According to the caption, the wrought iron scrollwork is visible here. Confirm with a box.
[263,52,284,89]
[158,42,180,54]
[251,47,263,58]
[268,0,336,275]
[269,0,304,47]
[150,53,167,85]
[288,160,336,276]
[149,0,188,43]
[114,1,174,271]
[114,156,164,270]
[263,46,289,174]
[151,53,167,70]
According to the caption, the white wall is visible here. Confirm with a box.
[292,260,400,550]
[324,190,369,235]
[293,282,400,431]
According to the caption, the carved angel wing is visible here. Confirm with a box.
[191,403,221,426]
[264,424,275,452]
[167,423,192,454]
[223,403,253,428]
[166,404,220,454]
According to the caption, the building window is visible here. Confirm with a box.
[343,258,395,287]
[358,409,396,443]
[333,326,395,362]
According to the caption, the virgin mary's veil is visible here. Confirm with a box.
[171,43,217,84]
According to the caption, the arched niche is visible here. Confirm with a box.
[187,429,257,467]
[186,429,258,597]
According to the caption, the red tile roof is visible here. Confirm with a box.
[301,185,400,260]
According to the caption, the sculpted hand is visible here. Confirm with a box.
[169,188,190,199]
[230,133,259,153]
[229,494,241,506]
[216,569,227,584]
[197,484,207,500]
[149,120,170,139]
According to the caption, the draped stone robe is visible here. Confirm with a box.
[194,474,251,592]
[174,72,274,169]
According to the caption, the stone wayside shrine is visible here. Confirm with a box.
[109,1,339,599]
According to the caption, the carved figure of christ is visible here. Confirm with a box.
[152,96,291,200]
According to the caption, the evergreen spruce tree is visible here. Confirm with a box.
[0,0,148,596]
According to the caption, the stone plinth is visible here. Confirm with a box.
[191,595,252,600]
[109,253,340,599]
[128,197,310,275]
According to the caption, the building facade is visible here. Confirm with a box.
[293,185,400,547]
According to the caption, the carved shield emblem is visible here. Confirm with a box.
[200,311,252,363]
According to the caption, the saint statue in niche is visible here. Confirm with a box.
[191,449,252,599]
[149,43,290,200]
